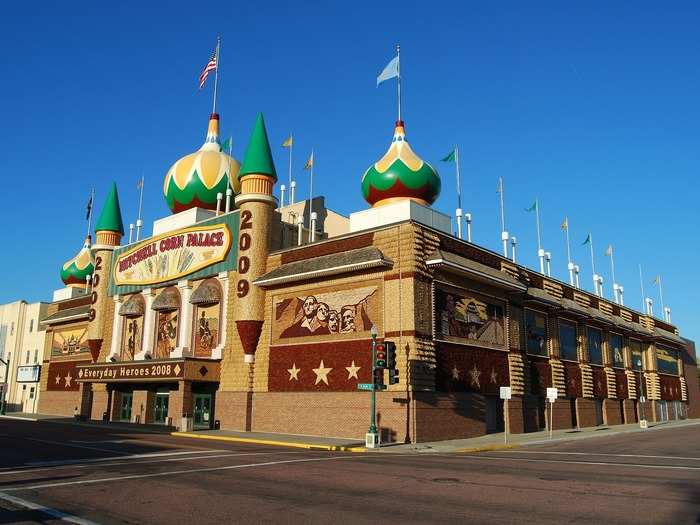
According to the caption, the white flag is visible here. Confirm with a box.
[377,56,399,86]
[604,245,613,257]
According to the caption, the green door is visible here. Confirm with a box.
[120,393,133,422]
[193,394,212,429]
[154,394,169,424]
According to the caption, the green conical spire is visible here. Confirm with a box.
[95,182,125,235]
[239,113,277,180]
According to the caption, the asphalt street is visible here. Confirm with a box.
[0,420,698,524]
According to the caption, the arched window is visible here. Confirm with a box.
[152,287,181,359]
[190,279,222,357]
[119,294,145,360]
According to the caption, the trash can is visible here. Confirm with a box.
[102,411,108,422]
[214,419,221,430]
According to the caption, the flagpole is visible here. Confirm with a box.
[535,199,544,274]
[86,188,95,237]
[498,177,508,257]
[588,233,599,295]
[564,219,574,286]
[657,276,665,317]
[136,175,145,241]
[396,43,401,122]
[288,136,293,204]
[639,264,646,312]
[212,35,221,115]
[308,150,314,236]
[455,145,462,240]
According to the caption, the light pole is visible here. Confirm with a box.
[366,325,379,448]
[0,357,8,415]
[636,357,647,427]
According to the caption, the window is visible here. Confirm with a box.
[29,387,35,399]
[559,321,578,361]
[630,340,643,371]
[587,327,603,365]
[10,322,14,336]
[609,333,624,368]
[33,349,38,364]
[25,350,30,364]
[525,309,548,356]
[29,319,34,332]
[656,347,679,375]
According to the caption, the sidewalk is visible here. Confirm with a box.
[172,429,366,452]
[4,411,698,454]
[380,417,700,454]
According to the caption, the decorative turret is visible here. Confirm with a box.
[87,182,125,362]
[94,182,124,246]
[361,121,441,207]
[234,113,277,364]
[60,236,95,288]
[163,113,241,213]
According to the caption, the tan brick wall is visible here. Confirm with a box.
[37,390,82,417]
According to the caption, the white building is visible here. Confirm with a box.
[0,300,49,413]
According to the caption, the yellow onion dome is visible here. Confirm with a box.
[361,120,441,207]
[60,236,95,288]
[163,113,241,213]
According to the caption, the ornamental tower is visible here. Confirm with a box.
[361,121,441,208]
[60,236,95,289]
[233,113,277,363]
[163,113,241,213]
[87,182,124,361]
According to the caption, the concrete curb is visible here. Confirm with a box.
[0,415,38,422]
[456,443,521,454]
[171,431,367,453]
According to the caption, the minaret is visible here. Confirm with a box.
[234,113,277,363]
[87,182,124,362]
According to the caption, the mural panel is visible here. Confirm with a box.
[51,327,90,357]
[434,286,506,351]
[272,282,380,345]
[193,304,220,357]
[46,360,88,391]
[155,311,178,358]
[436,342,510,394]
[121,317,144,360]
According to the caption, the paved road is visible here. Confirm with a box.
[0,420,698,524]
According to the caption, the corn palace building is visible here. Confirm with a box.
[38,111,700,442]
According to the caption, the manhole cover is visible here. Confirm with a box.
[432,478,460,484]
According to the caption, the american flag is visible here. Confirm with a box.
[198,46,218,90]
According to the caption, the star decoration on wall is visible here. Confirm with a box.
[569,378,577,388]
[345,361,361,380]
[451,366,460,380]
[287,363,300,381]
[490,368,498,385]
[312,360,332,386]
[64,373,73,387]
[596,380,603,392]
[55,374,61,385]
[468,365,481,388]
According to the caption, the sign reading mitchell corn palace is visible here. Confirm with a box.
[39,108,698,441]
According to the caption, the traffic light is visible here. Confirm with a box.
[373,367,384,388]
[385,341,397,369]
[375,342,387,368]
[388,369,399,385]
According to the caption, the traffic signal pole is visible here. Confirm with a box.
[366,329,380,448]
[369,332,378,435]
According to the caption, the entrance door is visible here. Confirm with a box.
[193,393,212,430]
[154,394,169,424]
[120,393,133,422]
[594,399,604,426]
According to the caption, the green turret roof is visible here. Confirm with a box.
[239,113,277,180]
[95,182,124,235]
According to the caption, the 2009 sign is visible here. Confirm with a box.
[88,256,103,322]
[237,210,253,298]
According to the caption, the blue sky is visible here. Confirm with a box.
[1,2,698,342]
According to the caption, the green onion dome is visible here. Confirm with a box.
[361,121,441,207]
[60,236,95,288]
[163,113,241,213]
